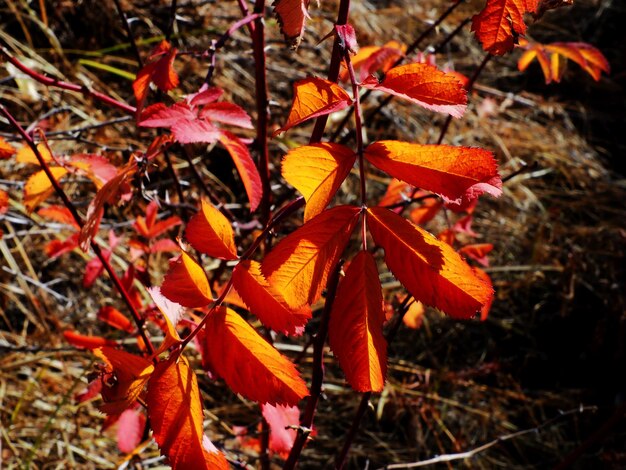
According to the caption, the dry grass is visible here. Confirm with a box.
[1,0,625,468]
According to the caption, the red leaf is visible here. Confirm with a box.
[329,251,387,392]
[185,199,238,260]
[199,102,253,129]
[160,251,214,308]
[261,403,300,458]
[281,143,356,221]
[367,207,493,319]
[63,330,117,349]
[38,205,80,229]
[340,41,406,82]
[146,356,228,469]
[134,200,182,239]
[459,243,494,267]
[117,408,146,454]
[261,205,361,308]
[203,307,309,405]
[133,40,179,113]
[218,131,263,212]
[471,0,539,55]
[232,260,312,336]
[139,102,196,128]
[273,78,353,135]
[361,63,467,118]
[0,137,16,159]
[94,347,154,415]
[98,306,134,333]
[273,0,311,48]
[473,267,494,321]
[364,141,502,204]
[70,154,118,189]
[44,233,79,258]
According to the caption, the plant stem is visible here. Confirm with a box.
[112,0,143,67]
[178,197,305,351]
[251,0,272,224]
[0,104,155,355]
[165,0,178,41]
[309,0,351,143]
[283,261,345,470]
[0,46,136,115]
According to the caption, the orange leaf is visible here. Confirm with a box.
[364,141,501,204]
[471,0,539,55]
[281,143,356,221]
[361,63,467,118]
[63,330,117,349]
[367,207,493,319]
[218,131,263,212]
[473,267,494,321]
[459,243,494,267]
[133,40,179,113]
[16,143,52,165]
[402,300,425,330]
[232,260,312,336]
[146,355,228,469]
[24,167,68,213]
[340,41,406,82]
[97,306,134,333]
[160,251,213,308]
[273,0,311,48]
[185,200,238,260]
[329,251,387,392]
[409,195,442,225]
[261,205,361,308]
[0,190,8,215]
[273,78,353,135]
[0,138,16,159]
[377,179,411,207]
[94,347,154,415]
[203,307,309,405]
[37,205,80,229]
[519,39,610,83]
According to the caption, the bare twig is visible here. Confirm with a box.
[378,406,598,469]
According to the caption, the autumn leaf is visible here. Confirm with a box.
[185,200,238,260]
[160,251,214,308]
[367,207,493,319]
[63,330,117,349]
[273,0,312,48]
[329,251,387,392]
[281,143,356,221]
[261,404,300,458]
[146,356,228,469]
[473,267,494,321]
[459,243,494,267]
[340,40,406,82]
[218,131,263,212]
[98,306,135,333]
[38,205,80,229]
[471,0,539,55]
[16,143,52,165]
[117,407,146,454]
[23,167,68,213]
[273,78,353,135]
[94,347,154,415]
[261,205,361,308]
[232,260,312,336]
[0,190,9,215]
[203,307,309,405]
[361,63,467,118]
[133,40,179,113]
[518,39,610,83]
[0,138,16,159]
[134,200,181,239]
[402,300,425,330]
[364,141,502,204]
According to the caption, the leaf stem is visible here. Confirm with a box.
[0,104,155,355]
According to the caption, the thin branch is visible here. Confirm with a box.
[111,0,143,67]
[165,0,178,41]
[0,46,136,115]
[379,406,599,469]
[0,104,155,355]
[283,261,345,470]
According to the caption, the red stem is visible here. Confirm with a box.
[283,261,345,470]
[309,0,351,143]
[251,0,272,224]
[1,46,136,115]
[0,104,155,355]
